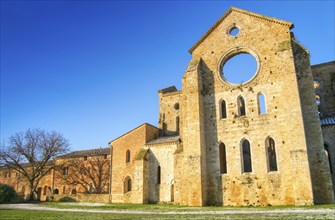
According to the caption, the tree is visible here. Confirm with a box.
[58,154,110,194]
[0,129,69,200]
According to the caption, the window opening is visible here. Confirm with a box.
[266,137,278,171]
[157,166,161,184]
[221,100,227,119]
[258,93,266,114]
[242,139,252,173]
[238,96,246,116]
[126,150,130,163]
[219,143,227,174]
[176,116,180,133]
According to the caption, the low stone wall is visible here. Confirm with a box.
[53,193,110,203]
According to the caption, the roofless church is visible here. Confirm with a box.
[1,7,334,206]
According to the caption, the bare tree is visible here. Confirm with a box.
[0,129,69,200]
[59,155,110,194]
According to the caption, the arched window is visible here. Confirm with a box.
[221,100,227,119]
[126,150,130,163]
[241,139,252,173]
[157,166,161,184]
[62,167,68,175]
[176,116,180,133]
[71,189,77,194]
[324,144,333,174]
[53,189,59,194]
[89,183,94,192]
[43,186,48,195]
[258,93,266,114]
[266,137,278,171]
[21,186,25,194]
[238,96,246,116]
[124,176,132,193]
[219,143,227,174]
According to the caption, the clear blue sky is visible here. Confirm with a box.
[1,1,334,151]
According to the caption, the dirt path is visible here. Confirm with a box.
[0,203,334,215]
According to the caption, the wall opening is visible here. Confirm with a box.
[241,139,252,173]
[266,137,278,172]
[124,176,132,193]
[126,150,131,163]
[221,53,258,84]
[221,100,227,119]
[176,116,180,133]
[258,93,266,114]
[238,96,246,116]
[157,166,161,184]
[219,143,227,174]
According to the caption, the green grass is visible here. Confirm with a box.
[40,202,335,212]
[1,203,334,219]
[0,209,334,220]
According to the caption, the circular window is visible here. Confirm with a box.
[221,53,258,84]
[229,27,239,36]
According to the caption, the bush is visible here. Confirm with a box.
[58,196,77,202]
[0,184,16,203]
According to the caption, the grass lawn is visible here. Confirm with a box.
[1,203,335,219]
[0,209,334,220]
[40,202,335,212]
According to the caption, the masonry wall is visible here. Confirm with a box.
[53,154,111,197]
[185,9,321,206]
[158,91,182,135]
[147,143,178,203]
[0,166,53,201]
[110,124,159,203]
[312,62,335,116]
[312,61,335,197]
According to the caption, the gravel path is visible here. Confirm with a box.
[0,203,335,216]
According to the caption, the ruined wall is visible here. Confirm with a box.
[312,61,335,197]
[147,142,178,203]
[292,42,334,204]
[184,7,324,206]
[179,58,208,206]
[158,91,181,135]
[312,62,335,116]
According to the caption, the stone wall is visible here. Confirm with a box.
[147,142,178,203]
[158,90,181,135]
[177,7,333,206]
[312,61,335,116]
[110,123,159,203]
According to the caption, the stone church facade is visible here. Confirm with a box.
[109,7,334,206]
[1,7,334,206]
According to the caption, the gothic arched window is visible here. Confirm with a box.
[258,93,266,114]
[266,137,278,171]
[241,139,252,173]
[126,150,130,163]
[238,96,246,116]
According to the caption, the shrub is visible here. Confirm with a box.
[58,196,77,202]
[0,184,16,203]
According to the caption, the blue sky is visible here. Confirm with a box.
[1,1,334,151]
